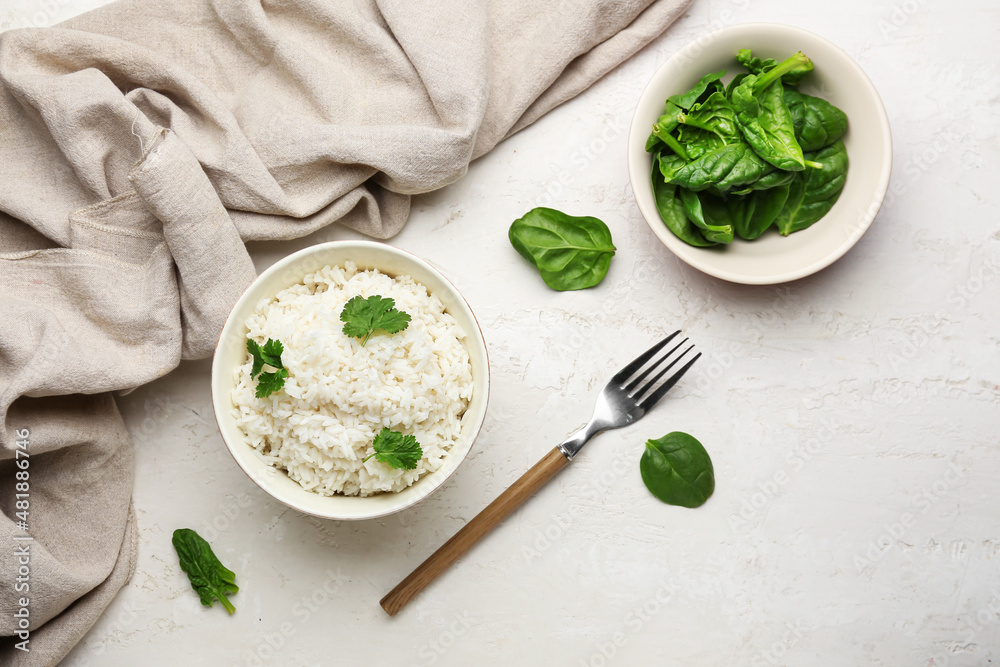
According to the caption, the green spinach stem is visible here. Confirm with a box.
[753,51,812,92]
[653,128,690,161]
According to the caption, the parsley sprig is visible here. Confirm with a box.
[363,428,423,470]
[246,338,289,398]
[340,295,410,346]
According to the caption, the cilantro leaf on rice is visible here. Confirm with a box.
[363,428,423,470]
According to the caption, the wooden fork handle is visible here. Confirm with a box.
[380,447,570,616]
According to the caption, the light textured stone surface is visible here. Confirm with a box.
[6,1,1000,665]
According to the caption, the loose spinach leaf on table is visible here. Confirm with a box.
[341,295,411,346]
[651,159,715,247]
[774,140,849,236]
[640,432,715,508]
[509,207,616,291]
[172,529,239,614]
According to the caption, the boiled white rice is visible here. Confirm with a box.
[231,261,473,496]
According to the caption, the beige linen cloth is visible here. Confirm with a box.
[0,0,690,663]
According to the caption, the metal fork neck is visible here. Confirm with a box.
[557,419,608,461]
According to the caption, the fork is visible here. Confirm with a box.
[380,331,700,615]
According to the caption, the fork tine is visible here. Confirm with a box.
[623,337,688,394]
[610,330,680,385]
[636,349,701,411]
[630,342,694,401]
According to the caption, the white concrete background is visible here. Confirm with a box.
[5,1,1000,665]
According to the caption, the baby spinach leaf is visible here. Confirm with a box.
[172,529,239,614]
[675,92,742,160]
[754,184,792,237]
[731,74,805,172]
[668,92,763,187]
[774,140,848,235]
[685,92,741,137]
[749,168,795,191]
[509,207,616,291]
[646,49,847,247]
[651,159,715,247]
[783,87,848,152]
[729,184,791,240]
[725,193,755,237]
[667,69,726,109]
[640,432,715,508]
[657,151,688,183]
[679,189,734,244]
[736,48,776,76]
[666,91,770,195]
[669,142,771,194]
[728,167,792,196]
[647,71,726,153]
[728,52,815,171]
[774,172,807,235]
[675,124,724,162]
[725,72,750,100]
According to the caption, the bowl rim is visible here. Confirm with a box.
[627,21,893,285]
[210,240,491,520]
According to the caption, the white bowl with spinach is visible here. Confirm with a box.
[628,23,892,284]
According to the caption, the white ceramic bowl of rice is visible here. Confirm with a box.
[211,241,490,520]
